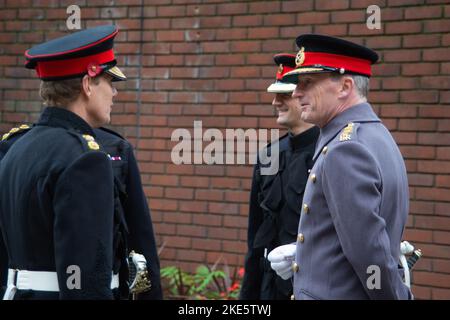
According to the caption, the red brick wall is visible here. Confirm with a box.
[0,0,449,299]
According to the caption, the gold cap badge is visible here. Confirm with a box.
[278,63,283,75]
[295,47,305,67]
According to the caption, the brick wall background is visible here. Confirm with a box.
[0,0,449,299]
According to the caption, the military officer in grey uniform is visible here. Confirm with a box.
[240,54,319,300]
[268,34,412,300]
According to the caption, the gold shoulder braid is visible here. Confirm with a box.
[128,250,152,298]
[2,124,30,141]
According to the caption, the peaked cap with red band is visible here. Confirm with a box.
[282,34,378,84]
[25,25,126,82]
[266,53,297,93]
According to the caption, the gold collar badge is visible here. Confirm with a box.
[339,123,354,141]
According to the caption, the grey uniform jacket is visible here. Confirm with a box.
[293,103,412,300]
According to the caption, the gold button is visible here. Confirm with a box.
[322,146,328,154]
[290,294,295,300]
[88,141,100,150]
[292,263,299,273]
[303,203,309,214]
[310,173,316,183]
[82,134,95,141]
[297,233,304,243]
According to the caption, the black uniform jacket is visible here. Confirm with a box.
[0,107,116,299]
[240,126,319,300]
[94,128,162,300]
[0,108,162,299]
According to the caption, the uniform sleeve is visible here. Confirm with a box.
[322,142,409,299]
[1,133,26,296]
[53,151,115,300]
[240,163,264,300]
[0,229,7,296]
[123,147,163,300]
[0,134,23,160]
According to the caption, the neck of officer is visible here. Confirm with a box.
[66,99,97,129]
[289,122,315,136]
[322,91,367,128]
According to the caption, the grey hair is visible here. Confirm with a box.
[330,73,369,98]
[350,74,369,98]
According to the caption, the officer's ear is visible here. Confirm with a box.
[81,74,92,98]
[337,75,354,99]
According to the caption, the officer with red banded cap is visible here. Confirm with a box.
[268,34,412,300]
[240,53,319,300]
[0,25,163,300]
[0,25,132,300]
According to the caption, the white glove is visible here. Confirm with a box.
[399,241,414,288]
[267,244,297,280]
[400,241,414,255]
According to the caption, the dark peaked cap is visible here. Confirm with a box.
[283,34,379,83]
[25,25,126,81]
[267,53,297,93]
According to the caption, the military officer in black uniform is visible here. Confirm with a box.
[268,35,412,299]
[0,25,160,300]
[0,126,163,300]
[0,125,31,298]
[240,54,319,300]
[94,127,162,300]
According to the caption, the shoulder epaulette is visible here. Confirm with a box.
[1,124,31,141]
[66,129,102,152]
[81,134,101,151]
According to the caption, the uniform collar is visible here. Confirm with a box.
[289,126,320,151]
[37,107,95,136]
[313,102,380,160]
